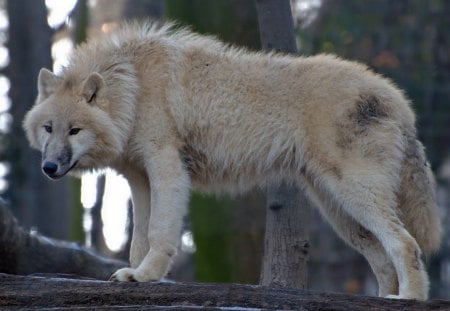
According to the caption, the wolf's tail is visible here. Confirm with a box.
[398,136,442,255]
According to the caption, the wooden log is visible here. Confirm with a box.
[0,201,126,279]
[0,274,448,310]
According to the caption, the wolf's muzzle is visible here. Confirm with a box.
[42,160,78,179]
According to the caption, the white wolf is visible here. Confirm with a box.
[23,22,441,300]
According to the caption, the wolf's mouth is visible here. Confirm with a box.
[46,161,78,180]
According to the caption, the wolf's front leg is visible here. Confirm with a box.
[111,145,190,282]
[124,170,151,269]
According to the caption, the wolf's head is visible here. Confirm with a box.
[23,68,128,179]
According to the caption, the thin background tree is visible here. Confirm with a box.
[255,0,311,289]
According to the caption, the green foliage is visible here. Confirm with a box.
[165,0,260,50]
[69,177,85,242]
[73,0,88,44]
[189,193,234,282]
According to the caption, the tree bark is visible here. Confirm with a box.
[0,274,448,310]
[90,175,109,254]
[260,183,310,288]
[0,200,126,279]
[255,0,298,53]
[6,0,72,240]
[255,0,311,288]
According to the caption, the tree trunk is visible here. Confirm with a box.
[6,0,72,240]
[90,175,109,254]
[260,182,310,288]
[255,0,311,288]
[1,274,448,310]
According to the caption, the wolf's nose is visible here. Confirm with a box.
[42,162,58,175]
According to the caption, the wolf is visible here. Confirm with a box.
[23,22,441,300]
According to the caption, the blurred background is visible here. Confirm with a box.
[0,0,448,299]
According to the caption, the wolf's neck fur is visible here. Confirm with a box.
[62,41,139,158]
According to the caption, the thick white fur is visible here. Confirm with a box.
[23,22,441,300]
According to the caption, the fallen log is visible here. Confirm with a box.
[0,273,449,310]
[0,199,126,279]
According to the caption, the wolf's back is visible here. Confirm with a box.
[398,136,442,255]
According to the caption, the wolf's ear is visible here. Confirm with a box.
[38,68,58,99]
[82,72,105,104]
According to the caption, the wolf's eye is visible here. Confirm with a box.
[69,128,81,135]
[44,125,52,133]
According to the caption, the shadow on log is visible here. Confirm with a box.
[0,273,449,310]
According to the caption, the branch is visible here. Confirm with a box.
[0,200,126,279]
[0,274,448,310]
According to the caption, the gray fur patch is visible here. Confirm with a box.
[180,144,208,176]
[336,94,389,150]
[347,224,375,251]
[57,145,72,166]
[43,142,49,159]
[63,78,75,90]
[330,166,343,180]
[351,94,388,126]
[414,249,425,271]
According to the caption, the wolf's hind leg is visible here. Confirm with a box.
[322,170,429,300]
[309,188,398,297]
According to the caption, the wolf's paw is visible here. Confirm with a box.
[109,267,158,282]
[385,294,426,301]
[385,294,403,300]
[110,268,138,282]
